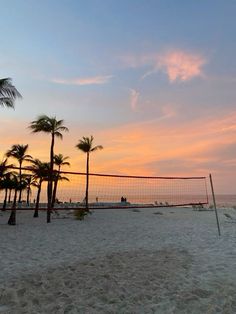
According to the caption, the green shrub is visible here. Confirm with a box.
[74,209,88,220]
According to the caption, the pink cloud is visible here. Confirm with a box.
[51,75,113,86]
[157,51,206,82]
[120,49,206,82]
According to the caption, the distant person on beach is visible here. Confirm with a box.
[121,196,125,202]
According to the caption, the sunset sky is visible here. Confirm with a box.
[0,0,236,194]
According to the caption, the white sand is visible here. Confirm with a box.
[1,207,236,313]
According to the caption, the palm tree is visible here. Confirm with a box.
[29,116,68,222]
[30,159,50,218]
[24,175,36,206]
[0,78,22,108]
[7,175,28,225]
[0,159,15,210]
[75,136,103,212]
[0,158,10,177]
[7,174,23,225]
[52,154,70,208]
[0,172,13,211]
[6,144,32,203]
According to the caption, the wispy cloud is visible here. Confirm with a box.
[129,89,140,110]
[120,49,206,82]
[51,75,113,86]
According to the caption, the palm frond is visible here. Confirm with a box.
[0,97,15,108]
[91,145,103,152]
[29,115,68,137]
[76,135,103,154]
[54,131,63,139]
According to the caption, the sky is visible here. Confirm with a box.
[0,0,236,194]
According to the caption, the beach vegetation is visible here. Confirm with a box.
[30,159,50,218]
[6,144,32,203]
[0,159,15,210]
[52,154,70,209]
[75,136,103,213]
[24,175,36,206]
[73,208,88,220]
[29,115,68,223]
[7,174,28,225]
[0,78,22,108]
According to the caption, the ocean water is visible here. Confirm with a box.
[0,192,235,208]
[211,194,236,207]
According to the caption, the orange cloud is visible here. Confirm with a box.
[51,75,113,86]
[1,109,235,193]
[92,110,236,182]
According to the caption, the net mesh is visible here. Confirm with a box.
[0,167,209,209]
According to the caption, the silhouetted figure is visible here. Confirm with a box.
[121,196,125,202]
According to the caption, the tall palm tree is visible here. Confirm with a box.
[30,159,50,218]
[75,136,103,212]
[52,154,70,208]
[29,115,68,222]
[0,78,22,108]
[6,144,32,202]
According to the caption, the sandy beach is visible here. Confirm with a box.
[1,207,236,313]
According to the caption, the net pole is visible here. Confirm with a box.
[209,173,221,236]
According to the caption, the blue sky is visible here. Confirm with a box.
[0,0,236,193]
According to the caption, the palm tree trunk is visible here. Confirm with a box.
[2,188,8,211]
[8,189,17,225]
[18,161,22,203]
[47,134,54,223]
[52,175,59,209]
[8,189,12,203]
[34,180,42,218]
[85,152,89,212]
[27,187,30,206]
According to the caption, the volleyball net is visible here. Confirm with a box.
[0,167,209,209]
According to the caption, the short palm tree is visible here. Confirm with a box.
[75,136,103,211]
[0,78,22,108]
[6,144,32,203]
[7,175,27,224]
[0,159,14,211]
[0,158,10,178]
[7,174,25,225]
[0,172,12,211]
[24,175,36,206]
[52,154,70,208]
[29,115,68,222]
[30,159,50,218]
